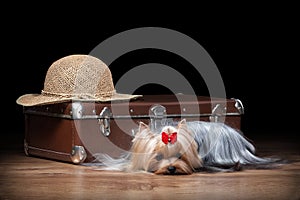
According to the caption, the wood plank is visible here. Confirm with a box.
[0,134,299,200]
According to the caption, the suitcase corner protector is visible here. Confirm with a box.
[70,145,87,164]
[24,139,29,156]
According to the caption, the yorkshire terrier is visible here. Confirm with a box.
[89,119,283,175]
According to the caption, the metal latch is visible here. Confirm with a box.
[149,104,168,131]
[98,107,112,136]
[209,103,226,123]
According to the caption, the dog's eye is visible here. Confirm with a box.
[175,153,182,159]
[155,154,163,161]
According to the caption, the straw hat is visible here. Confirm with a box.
[16,54,142,106]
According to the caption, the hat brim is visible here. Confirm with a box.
[16,93,143,107]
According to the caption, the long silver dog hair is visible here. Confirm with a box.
[187,121,274,167]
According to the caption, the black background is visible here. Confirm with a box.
[7,4,298,139]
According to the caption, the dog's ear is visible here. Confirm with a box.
[133,121,153,140]
[177,119,187,128]
[177,119,195,138]
[138,121,150,132]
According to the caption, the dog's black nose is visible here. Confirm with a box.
[167,166,176,174]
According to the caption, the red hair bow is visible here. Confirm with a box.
[162,132,177,144]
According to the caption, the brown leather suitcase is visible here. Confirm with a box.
[22,94,244,164]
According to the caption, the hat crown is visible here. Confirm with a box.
[43,55,115,98]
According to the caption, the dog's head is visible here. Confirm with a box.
[129,119,202,175]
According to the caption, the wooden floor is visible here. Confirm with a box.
[0,134,299,200]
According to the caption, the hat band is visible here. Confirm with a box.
[41,90,116,99]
